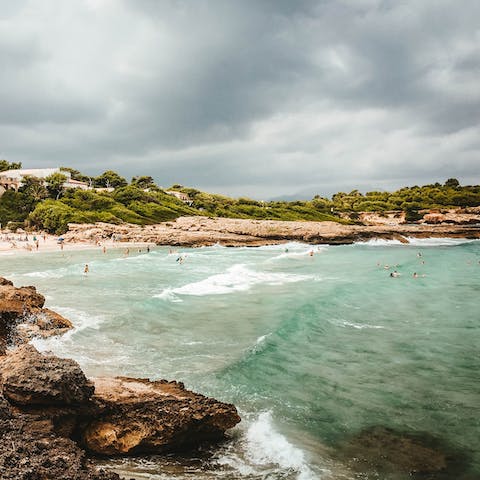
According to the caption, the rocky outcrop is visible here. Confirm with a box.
[82,376,241,455]
[64,216,480,248]
[421,210,480,225]
[0,368,118,479]
[0,278,72,353]
[0,343,241,477]
[0,345,94,406]
[0,411,120,480]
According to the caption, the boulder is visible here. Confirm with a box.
[82,376,241,455]
[0,277,73,353]
[0,283,45,315]
[0,345,94,406]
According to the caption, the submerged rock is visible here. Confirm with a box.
[336,426,469,478]
[82,376,241,455]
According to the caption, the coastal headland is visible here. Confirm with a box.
[0,277,240,479]
[64,216,480,248]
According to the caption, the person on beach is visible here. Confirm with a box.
[102,245,106,254]
[35,239,39,251]
[84,264,89,275]
[124,248,129,256]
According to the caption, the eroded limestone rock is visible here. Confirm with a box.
[82,376,241,455]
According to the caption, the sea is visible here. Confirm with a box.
[1,238,479,480]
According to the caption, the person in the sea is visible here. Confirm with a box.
[84,264,89,275]
[147,246,150,253]
[390,270,400,277]
[413,272,418,278]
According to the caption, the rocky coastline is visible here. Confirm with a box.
[64,215,480,247]
[0,278,241,479]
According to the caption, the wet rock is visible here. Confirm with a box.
[0,345,94,406]
[0,277,73,353]
[82,376,241,455]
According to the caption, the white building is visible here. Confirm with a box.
[0,168,89,194]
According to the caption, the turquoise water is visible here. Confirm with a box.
[1,239,479,479]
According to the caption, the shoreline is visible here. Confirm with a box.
[64,217,480,248]
[1,218,478,259]
[0,231,155,256]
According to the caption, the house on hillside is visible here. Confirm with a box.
[165,190,193,205]
[0,168,89,196]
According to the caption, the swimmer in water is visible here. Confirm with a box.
[84,264,89,275]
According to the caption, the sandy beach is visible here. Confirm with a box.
[0,231,155,256]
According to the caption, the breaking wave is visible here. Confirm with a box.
[155,264,313,299]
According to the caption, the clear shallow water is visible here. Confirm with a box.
[1,239,479,479]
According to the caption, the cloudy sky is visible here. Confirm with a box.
[1,0,479,198]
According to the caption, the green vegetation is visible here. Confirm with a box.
[0,162,478,234]
[326,179,480,215]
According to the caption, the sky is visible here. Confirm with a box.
[0,0,479,199]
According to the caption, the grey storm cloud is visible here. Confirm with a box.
[0,0,478,198]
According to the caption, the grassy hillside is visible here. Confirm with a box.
[0,165,478,234]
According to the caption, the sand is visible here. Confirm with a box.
[0,231,154,256]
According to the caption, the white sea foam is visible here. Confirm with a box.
[156,264,312,298]
[155,288,183,302]
[269,246,327,261]
[256,333,270,344]
[214,411,318,479]
[255,242,312,251]
[243,411,317,479]
[355,238,404,246]
[356,237,479,247]
[340,320,385,330]
[405,237,479,247]
[23,270,66,279]
[47,306,105,332]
